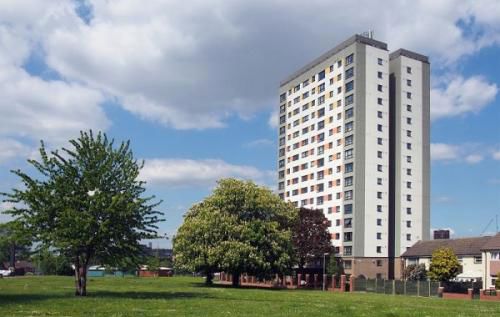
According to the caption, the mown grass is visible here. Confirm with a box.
[0,276,499,316]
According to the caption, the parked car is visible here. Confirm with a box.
[0,269,13,277]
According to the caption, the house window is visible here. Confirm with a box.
[474,256,482,264]
[376,260,383,267]
[406,234,411,241]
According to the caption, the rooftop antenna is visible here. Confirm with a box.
[361,30,374,39]
[480,216,499,236]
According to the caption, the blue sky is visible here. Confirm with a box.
[0,1,499,247]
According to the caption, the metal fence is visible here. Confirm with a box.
[353,278,440,297]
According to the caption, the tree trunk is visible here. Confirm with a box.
[74,265,81,296]
[232,272,240,287]
[9,243,16,269]
[205,270,213,285]
[80,266,87,296]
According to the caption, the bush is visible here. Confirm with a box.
[496,273,500,290]
[404,264,427,281]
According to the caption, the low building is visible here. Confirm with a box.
[401,236,490,283]
[481,234,500,289]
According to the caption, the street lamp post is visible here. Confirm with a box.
[323,253,329,291]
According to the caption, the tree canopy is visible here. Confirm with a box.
[2,131,163,295]
[428,247,461,282]
[404,263,428,281]
[0,221,32,267]
[174,178,297,286]
[291,207,333,269]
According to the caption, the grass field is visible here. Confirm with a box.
[0,276,499,316]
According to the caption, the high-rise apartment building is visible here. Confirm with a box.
[277,34,430,279]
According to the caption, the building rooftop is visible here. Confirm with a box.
[401,236,494,257]
[481,233,500,251]
[389,48,429,64]
[280,34,388,87]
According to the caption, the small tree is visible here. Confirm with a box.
[174,178,297,286]
[428,247,461,282]
[326,256,344,277]
[2,131,164,295]
[291,208,333,270]
[0,221,32,267]
[404,263,427,281]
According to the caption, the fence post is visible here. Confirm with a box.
[340,275,346,292]
[323,274,327,291]
[392,280,395,295]
[297,273,302,289]
[313,274,318,289]
[467,288,473,300]
[428,280,431,297]
[404,279,406,295]
[375,278,378,292]
[350,275,355,292]
[332,275,336,290]
[417,280,420,296]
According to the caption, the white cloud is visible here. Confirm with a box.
[492,150,500,160]
[431,143,488,164]
[268,110,279,129]
[244,138,274,148]
[431,76,498,120]
[140,158,274,188]
[0,138,32,163]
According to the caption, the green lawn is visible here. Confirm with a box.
[0,276,499,316]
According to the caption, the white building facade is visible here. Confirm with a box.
[277,35,430,279]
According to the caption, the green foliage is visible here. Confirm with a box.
[0,221,32,266]
[404,263,427,281]
[496,272,500,290]
[31,248,73,276]
[174,178,297,286]
[428,247,461,282]
[1,131,164,295]
[291,208,332,269]
[326,256,344,277]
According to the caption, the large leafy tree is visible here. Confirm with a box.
[291,207,333,269]
[2,131,163,295]
[174,178,296,286]
[428,247,461,282]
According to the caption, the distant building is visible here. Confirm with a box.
[433,229,450,240]
[402,234,500,289]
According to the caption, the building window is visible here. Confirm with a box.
[377,178,382,185]
[406,181,411,189]
[377,111,383,118]
[345,149,353,159]
[345,176,353,187]
[345,163,353,173]
[345,94,354,106]
[407,117,412,125]
[377,97,383,105]
[345,108,354,119]
[407,130,412,137]
[344,250,352,259]
[407,194,412,202]
[377,84,383,92]
[344,204,353,214]
[318,70,325,81]
[474,256,482,264]
[377,164,383,172]
[345,121,354,132]
[280,93,286,102]
[378,58,383,65]
[407,143,412,150]
[376,259,383,267]
[346,81,354,92]
[407,66,412,74]
[407,168,412,176]
[344,190,353,200]
[377,192,382,199]
[407,92,412,99]
[344,218,352,228]
[345,135,353,146]
[406,221,411,228]
[406,234,411,241]
[377,233,382,240]
[406,207,412,215]
[377,71,383,79]
[377,205,382,212]
[377,151,383,158]
[377,124,383,132]
[377,219,382,226]
[376,246,382,253]
[318,83,325,93]
[345,67,354,79]
[346,53,354,65]
[317,196,324,205]
[407,104,412,112]
[407,79,412,87]
[344,232,353,242]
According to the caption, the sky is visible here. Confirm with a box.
[0,0,499,247]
